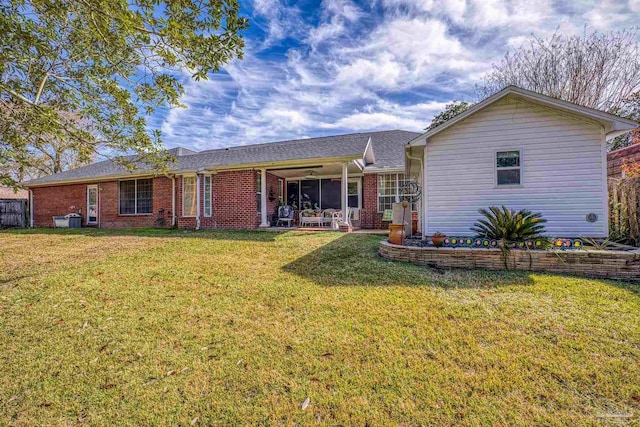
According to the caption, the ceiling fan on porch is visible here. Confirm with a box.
[304,170,319,179]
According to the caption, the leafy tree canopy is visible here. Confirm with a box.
[426,101,471,131]
[478,30,640,151]
[0,0,248,187]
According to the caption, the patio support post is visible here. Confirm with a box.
[28,189,34,228]
[260,168,269,227]
[196,173,201,230]
[341,162,349,225]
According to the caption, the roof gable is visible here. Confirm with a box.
[408,86,639,146]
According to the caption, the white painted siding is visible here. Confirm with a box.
[424,96,607,237]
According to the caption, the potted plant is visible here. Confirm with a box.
[431,232,446,247]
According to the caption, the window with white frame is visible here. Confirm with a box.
[377,173,416,212]
[182,176,197,217]
[348,180,360,208]
[398,174,418,211]
[377,174,397,212]
[496,150,521,186]
[119,178,152,215]
[256,172,262,214]
[203,175,212,217]
[278,179,284,202]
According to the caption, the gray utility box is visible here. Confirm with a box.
[53,213,82,228]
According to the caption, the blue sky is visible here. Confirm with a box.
[155,0,640,151]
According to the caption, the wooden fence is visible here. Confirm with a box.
[609,178,640,246]
[0,199,28,228]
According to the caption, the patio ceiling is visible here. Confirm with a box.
[267,162,363,179]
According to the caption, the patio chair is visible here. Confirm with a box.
[330,210,343,230]
[276,205,294,227]
[321,209,336,227]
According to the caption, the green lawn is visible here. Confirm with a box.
[1,229,639,426]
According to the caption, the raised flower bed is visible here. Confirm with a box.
[380,239,640,282]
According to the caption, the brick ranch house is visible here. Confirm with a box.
[23,130,419,230]
[23,86,639,236]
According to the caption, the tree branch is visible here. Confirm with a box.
[34,73,49,105]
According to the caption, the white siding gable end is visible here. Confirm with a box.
[424,96,608,238]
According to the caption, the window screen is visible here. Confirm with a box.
[496,151,521,186]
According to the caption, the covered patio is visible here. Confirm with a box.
[256,160,364,230]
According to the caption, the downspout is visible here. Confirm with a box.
[406,147,425,239]
[171,175,176,227]
[196,171,202,230]
[97,184,101,229]
[28,189,34,227]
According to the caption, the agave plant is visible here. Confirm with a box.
[471,206,546,241]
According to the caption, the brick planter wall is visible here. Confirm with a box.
[379,240,640,281]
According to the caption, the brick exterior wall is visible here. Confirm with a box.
[31,177,174,228]
[32,183,87,227]
[215,170,258,229]
[379,240,640,281]
[100,177,173,228]
[265,172,281,225]
[608,144,640,177]
[361,173,388,229]
[31,170,388,230]
[360,173,417,231]
[174,170,259,229]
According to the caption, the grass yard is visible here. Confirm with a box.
[1,228,639,426]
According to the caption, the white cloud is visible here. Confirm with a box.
[325,112,425,130]
[335,55,403,89]
[322,99,450,130]
[252,0,308,45]
[307,0,362,47]
[583,0,629,30]
[157,0,640,151]
[333,17,486,91]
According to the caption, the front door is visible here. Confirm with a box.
[87,185,98,225]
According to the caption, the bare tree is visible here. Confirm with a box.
[478,30,640,149]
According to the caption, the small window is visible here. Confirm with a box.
[278,179,284,202]
[204,175,212,217]
[119,179,152,215]
[183,176,197,217]
[496,150,521,186]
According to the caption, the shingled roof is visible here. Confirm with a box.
[23,130,420,186]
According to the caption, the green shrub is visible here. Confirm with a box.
[471,206,546,241]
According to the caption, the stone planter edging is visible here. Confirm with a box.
[379,240,640,282]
